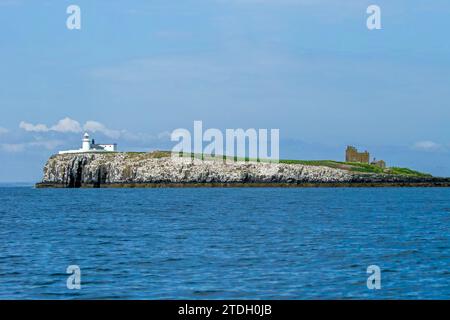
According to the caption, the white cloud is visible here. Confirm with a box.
[19,118,122,139]
[412,141,444,152]
[19,121,49,132]
[20,117,82,133]
[83,121,121,139]
[51,117,82,133]
[17,118,169,144]
[0,127,8,134]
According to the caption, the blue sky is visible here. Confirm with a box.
[1,0,450,181]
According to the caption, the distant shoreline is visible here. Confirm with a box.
[36,181,450,188]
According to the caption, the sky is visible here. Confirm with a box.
[1,0,450,181]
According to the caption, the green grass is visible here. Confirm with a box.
[279,159,431,177]
[124,151,171,158]
[387,167,431,177]
[169,152,275,163]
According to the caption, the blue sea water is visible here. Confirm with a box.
[0,186,449,299]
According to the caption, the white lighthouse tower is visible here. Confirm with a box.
[82,132,91,151]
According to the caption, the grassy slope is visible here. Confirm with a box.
[122,151,432,177]
[280,160,431,177]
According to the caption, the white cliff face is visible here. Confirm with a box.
[41,153,355,186]
[39,152,444,187]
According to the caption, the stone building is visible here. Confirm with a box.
[345,146,387,168]
[345,146,370,163]
[371,159,386,169]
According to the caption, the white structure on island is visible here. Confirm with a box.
[59,133,117,154]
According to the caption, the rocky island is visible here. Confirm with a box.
[36,152,450,188]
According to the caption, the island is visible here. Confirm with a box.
[36,151,450,188]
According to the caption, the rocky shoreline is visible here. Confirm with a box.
[36,153,450,188]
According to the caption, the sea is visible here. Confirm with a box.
[0,185,449,299]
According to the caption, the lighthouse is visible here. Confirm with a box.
[58,132,117,154]
[82,132,91,151]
